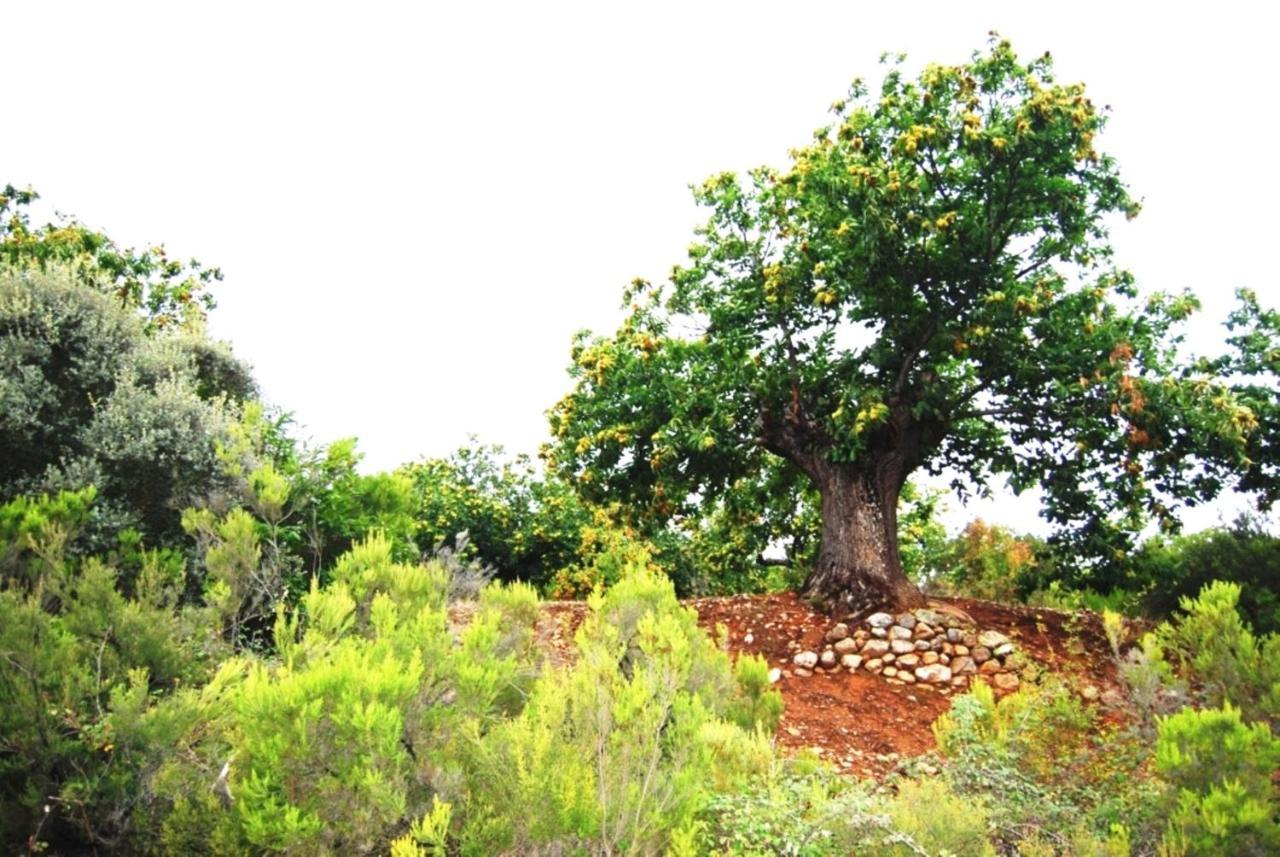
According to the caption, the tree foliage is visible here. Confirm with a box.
[1,184,220,330]
[548,39,1260,609]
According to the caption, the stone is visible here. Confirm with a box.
[895,612,917,630]
[896,653,920,668]
[867,612,895,628]
[861,639,890,658]
[794,668,812,677]
[939,654,950,665]
[914,608,944,626]
[950,656,977,675]
[979,660,1003,675]
[962,633,978,648]
[946,628,964,643]
[978,630,1010,649]
[942,643,954,655]
[890,639,916,655]
[840,654,862,671]
[1080,685,1101,702]
[951,676,969,687]
[819,650,837,668]
[883,666,898,678]
[971,646,992,663]
[834,637,860,655]
[954,644,969,656]
[993,673,1021,691]
[883,653,896,663]
[914,623,935,639]
[871,627,888,639]
[743,633,754,645]
[793,651,819,669]
[889,625,913,640]
[915,664,952,683]
[899,671,916,684]
[825,623,850,642]
[768,668,782,683]
[922,651,939,665]
[915,640,931,651]
[865,658,884,673]
[853,629,870,643]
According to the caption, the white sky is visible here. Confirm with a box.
[6,1,1275,533]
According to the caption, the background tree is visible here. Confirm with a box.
[1,184,220,330]
[548,39,1259,614]
[0,268,253,551]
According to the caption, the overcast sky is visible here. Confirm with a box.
[7,1,1274,532]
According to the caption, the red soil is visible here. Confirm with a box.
[501,592,1131,781]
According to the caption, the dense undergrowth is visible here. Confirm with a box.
[3,477,1278,855]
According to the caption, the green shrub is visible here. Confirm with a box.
[884,777,995,856]
[932,678,1163,847]
[459,565,776,855]
[1154,580,1280,728]
[1156,703,1280,855]
[0,493,223,852]
[695,760,887,856]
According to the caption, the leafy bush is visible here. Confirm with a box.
[0,493,224,852]
[932,678,1164,848]
[459,565,779,855]
[1155,703,1280,855]
[1153,580,1280,728]
[402,443,591,588]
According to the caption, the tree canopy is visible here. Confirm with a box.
[547,39,1261,611]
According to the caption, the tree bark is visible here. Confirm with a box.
[801,460,926,616]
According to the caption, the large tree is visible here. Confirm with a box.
[547,40,1259,614]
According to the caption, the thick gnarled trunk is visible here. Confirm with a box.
[801,461,926,616]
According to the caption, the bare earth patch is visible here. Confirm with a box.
[452,592,1130,781]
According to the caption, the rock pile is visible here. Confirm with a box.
[788,607,1024,693]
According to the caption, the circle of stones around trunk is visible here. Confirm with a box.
[792,608,1023,693]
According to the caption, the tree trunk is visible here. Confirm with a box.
[802,461,926,616]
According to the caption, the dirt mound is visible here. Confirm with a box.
[488,592,1129,781]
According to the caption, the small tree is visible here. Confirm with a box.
[548,39,1258,613]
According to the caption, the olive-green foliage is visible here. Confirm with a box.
[695,758,888,856]
[459,564,779,856]
[884,777,996,857]
[1155,703,1280,855]
[0,268,251,550]
[0,492,224,851]
[933,678,1162,849]
[1133,518,1280,635]
[1153,580,1280,728]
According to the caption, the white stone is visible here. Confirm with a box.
[978,630,1010,649]
[867,612,895,628]
[793,651,819,669]
[861,639,890,657]
[890,639,916,655]
[840,654,862,671]
[915,664,952,684]
[768,668,782,683]
[889,625,913,640]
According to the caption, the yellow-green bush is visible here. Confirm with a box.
[459,565,777,856]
